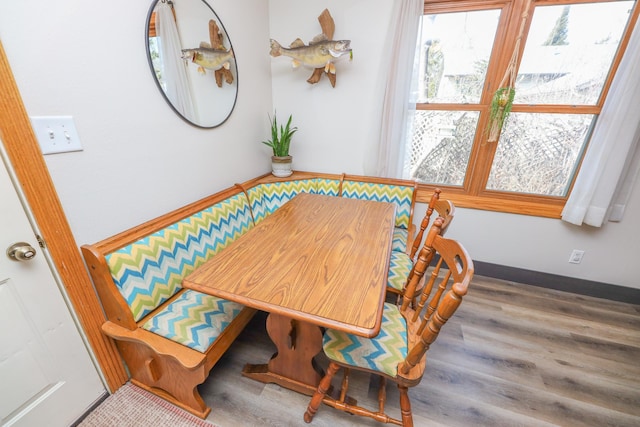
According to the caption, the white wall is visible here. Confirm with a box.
[0,0,273,244]
[268,0,640,290]
[268,0,394,175]
[412,191,640,289]
[1,0,638,289]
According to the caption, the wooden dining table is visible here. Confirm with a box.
[183,192,396,395]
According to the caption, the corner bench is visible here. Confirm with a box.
[81,171,418,418]
[81,186,258,418]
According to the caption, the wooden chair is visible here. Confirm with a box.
[387,191,455,301]
[409,188,440,259]
[304,218,474,427]
[409,188,456,260]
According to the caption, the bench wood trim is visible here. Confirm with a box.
[81,184,258,418]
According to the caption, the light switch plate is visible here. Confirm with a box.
[30,116,83,155]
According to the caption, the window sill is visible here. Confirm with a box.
[415,185,564,219]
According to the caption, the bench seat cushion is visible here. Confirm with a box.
[142,289,245,353]
[322,303,408,377]
[106,192,253,322]
[387,251,413,292]
[392,227,409,253]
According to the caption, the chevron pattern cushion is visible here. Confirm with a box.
[387,251,413,292]
[106,193,253,322]
[245,185,267,224]
[323,303,408,377]
[261,180,317,216]
[208,193,255,255]
[142,290,244,353]
[341,181,414,230]
[392,227,408,253]
[247,179,342,224]
[314,178,341,196]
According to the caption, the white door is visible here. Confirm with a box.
[0,148,105,426]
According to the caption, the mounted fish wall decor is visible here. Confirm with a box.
[182,19,234,87]
[146,0,238,128]
[269,9,352,87]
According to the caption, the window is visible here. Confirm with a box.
[405,0,639,217]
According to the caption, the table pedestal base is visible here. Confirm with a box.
[242,363,319,395]
[241,313,323,395]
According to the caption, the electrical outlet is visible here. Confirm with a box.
[569,249,585,264]
[30,116,83,155]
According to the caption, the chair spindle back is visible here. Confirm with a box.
[409,188,441,259]
[398,217,473,376]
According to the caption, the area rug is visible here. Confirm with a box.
[78,382,217,427]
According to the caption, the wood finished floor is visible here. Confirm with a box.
[201,275,640,427]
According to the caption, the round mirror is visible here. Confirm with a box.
[145,0,238,128]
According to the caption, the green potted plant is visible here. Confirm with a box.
[262,113,297,177]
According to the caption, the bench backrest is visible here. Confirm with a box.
[104,191,254,322]
[341,178,417,230]
[244,178,342,224]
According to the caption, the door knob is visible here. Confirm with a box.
[6,242,37,262]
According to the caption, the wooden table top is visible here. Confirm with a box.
[183,193,396,338]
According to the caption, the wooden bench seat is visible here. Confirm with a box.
[81,186,258,418]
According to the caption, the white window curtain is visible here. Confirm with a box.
[155,2,197,122]
[365,0,423,178]
[561,19,640,227]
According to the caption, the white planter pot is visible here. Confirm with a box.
[271,155,293,177]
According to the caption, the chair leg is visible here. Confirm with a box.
[398,385,413,427]
[378,376,386,414]
[304,362,340,423]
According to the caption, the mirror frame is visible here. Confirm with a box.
[145,0,238,129]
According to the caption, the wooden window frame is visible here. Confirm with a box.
[415,0,640,218]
